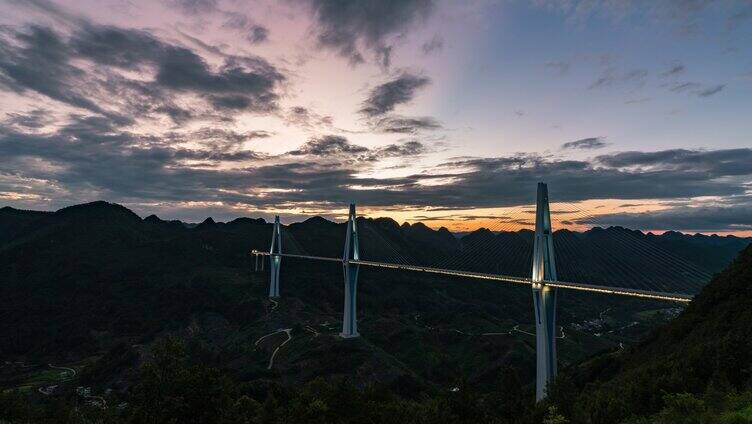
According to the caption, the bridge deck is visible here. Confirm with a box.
[251,251,693,303]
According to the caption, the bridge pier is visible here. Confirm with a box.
[341,204,360,339]
[269,215,282,298]
[532,182,558,401]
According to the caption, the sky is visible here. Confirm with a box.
[0,0,750,235]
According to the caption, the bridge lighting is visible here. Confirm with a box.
[268,215,282,298]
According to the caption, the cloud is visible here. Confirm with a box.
[1,116,750,229]
[0,25,116,119]
[589,68,648,89]
[284,106,333,130]
[669,81,701,93]
[359,72,430,117]
[578,200,752,232]
[2,109,53,129]
[373,116,441,133]
[660,64,685,77]
[561,137,608,150]
[248,25,270,44]
[666,81,725,98]
[421,35,443,55]
[696,84,725,97]
[300,0,434,65]
[594,149,752,175]
[375,140,427,157]
[287,135,369,156]
[286,135,426,161]
[0,19,285,124]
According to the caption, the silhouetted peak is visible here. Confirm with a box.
[54,201,141,223]
[372,217,400,228]
[0,206,48,217]
[407,222,434,234]
[465,227,494,239]
[302,216,335,225]
[144,214,163,223]
[227,217,266,226]
[660,230,685,239]
[202,217,216,225]
[437,226,452,235]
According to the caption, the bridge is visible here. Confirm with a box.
[250,183,696,401]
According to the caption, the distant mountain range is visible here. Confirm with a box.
[0,201,749,400]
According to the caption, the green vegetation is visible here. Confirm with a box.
[543,245,752,423]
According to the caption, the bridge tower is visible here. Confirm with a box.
[269,215,282,298]
[532,182,558,401]
[341,203,360,338]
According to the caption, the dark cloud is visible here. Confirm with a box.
[166,127,272,152]
[288,135,369,156]
[284,106,333,129]
[1,117,750,229]
[696,84,725,97]
[286,135,425,162]
[376,140,426,157]
[667,81,725,98]
[300,0,434,65]
[154,49,283,112]
[421,35,443,55]
[660,64,686,77]
[248,25,270,44]
[373,116,440,133]
[578,201,752,232]
[220,13,269,44]
[360,72,430,117]
[595,149,752,175]
[0,25,114,118]
[561,137,608,150]
[669,81,701,93]
[0,21,285,124]
[2,109,52,129]
[589,68,648,89]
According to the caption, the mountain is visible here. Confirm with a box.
[0,201,749,422]
[547,244,752,423]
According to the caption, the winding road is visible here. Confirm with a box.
[254,328,293,370]
[48,363,76,380]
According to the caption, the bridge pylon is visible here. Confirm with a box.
[531,182,558,401]
[269,215,282,298]
[340,203,360,339]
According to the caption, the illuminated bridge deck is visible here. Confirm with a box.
[251,251,694,303]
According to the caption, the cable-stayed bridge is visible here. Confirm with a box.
[250,183,708,401]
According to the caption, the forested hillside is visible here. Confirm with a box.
[546,244,752,423]
[0,202,749,423]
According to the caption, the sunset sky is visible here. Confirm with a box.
[0,0,750,234]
